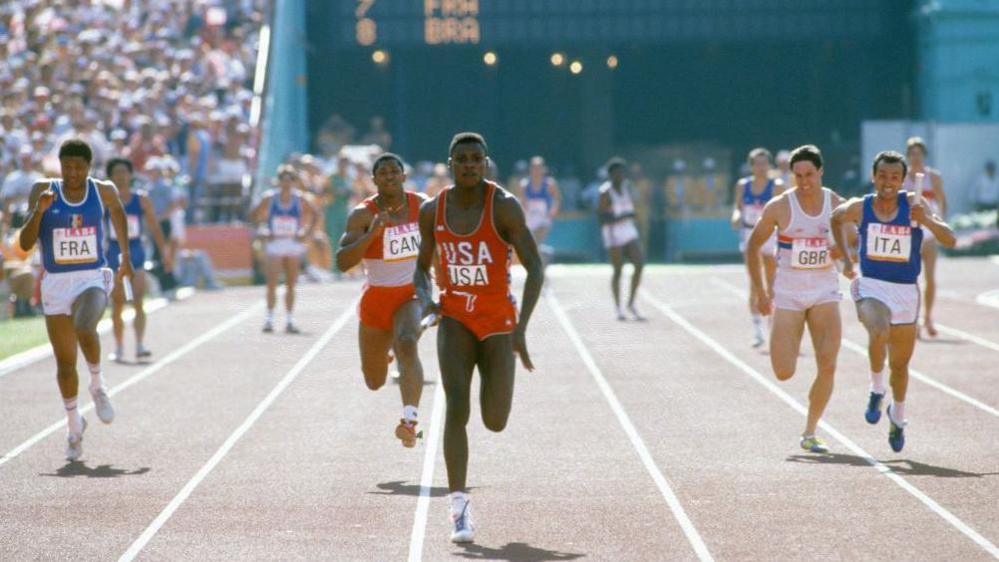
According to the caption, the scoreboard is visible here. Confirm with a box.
[334,0,888,49]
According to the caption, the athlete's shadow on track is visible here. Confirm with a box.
[452,542,584,561]
[368,480,476,497]
[40,461,151,478]
[786,453,999,478]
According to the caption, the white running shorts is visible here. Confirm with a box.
[41,267,114,316]
[851,276,920,325]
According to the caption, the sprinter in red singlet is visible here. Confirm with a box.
[337,153,427,448]
[414,132,544,544]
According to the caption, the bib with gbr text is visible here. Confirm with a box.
[790,237,832,269]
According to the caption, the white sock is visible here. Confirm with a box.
[890,400,906,425]
[87,362,104,392]
[869,370,886,394]
[450,491,468,515]
[286,312,294,325]
[64,397,83,434]
[403,405,418,423]
[266,309,274,323]
[752,315,763,337]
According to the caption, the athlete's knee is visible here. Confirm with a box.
[482,411,508,433]
[888,357,909,377]
[361,366,387,390]
[395,331,419,356]
[773,364,796,381]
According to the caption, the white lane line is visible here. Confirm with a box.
[0,288,196,379]
[934,324,999,354]
[547,289,715,562]
[0,301,260,469]
[977,289,999,311]
[118,298,358,562]
[407,375,446,562]
[642,292,999,559]
[711,277,999,418]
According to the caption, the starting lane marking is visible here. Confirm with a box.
[119,298,358,562]
[0,302,261,469]
[407,373,446,562]
[710,277,999,419]
[933,323,999,355]
[643,292,999,559]
[547,289,715,562]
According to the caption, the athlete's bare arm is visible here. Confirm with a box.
[297,190,320,242]
[548,179,562,217]
[745,196,786,314]
[907,192,956,248]
[597,189,614,224]
[335,204,378,271]
[18,181,54,251]
[414,197,438,317]
[140,194,172,272]
[494,189,543,371]
[97,180,133,279]
[249,193,271,224]
[930,171,947,217]
[831,197,865,278]
[731,179,744,230]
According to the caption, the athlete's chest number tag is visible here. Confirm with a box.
[383,223,420,262]
[53,227,99,264]
[791,237,831,269]
[272,216,298,238]
[867,223,911,262]
[527,199,549,220]
[110,214,141,241]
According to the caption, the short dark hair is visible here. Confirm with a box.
[58,138,93,163]
[747,147,771,165]
[449,132,487,155]
[789,144,823,170]
[605,157,627,173]
[276,163,298,180]
[906,136,927,155]
[372,152,404,174]
[872,150,908,178]
[106,157,133,178]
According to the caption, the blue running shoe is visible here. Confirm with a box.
[865,392,884,425]
[887,404,905,453]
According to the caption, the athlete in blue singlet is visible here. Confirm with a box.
[105,158,172,362]
[250,164,318,333]
[832,150,955,453]
[18,139,133,461]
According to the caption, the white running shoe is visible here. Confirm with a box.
[450,499,475,543]
[91,387,115,424]
[66,417,88,461]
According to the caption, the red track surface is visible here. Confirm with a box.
[1,257,997,561]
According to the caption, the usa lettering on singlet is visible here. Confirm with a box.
[439,240,494,287]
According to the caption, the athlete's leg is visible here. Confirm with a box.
[608,246,624,315]
[132,270,148,350]
[392,299,424,409]
[73,287,108,366]
[359,322,394,391]
[110,276,126,353]
[477,333,516,433]
[264,254,280,315]
[856,298,891,374]
[803,302,841,436]
[921,239,938,336]
[283,255,301,314]
[624,239,645,309]
[46,315,80,402]
[769,308,806,381]
[887,323,917,407]
[438,317,479,493]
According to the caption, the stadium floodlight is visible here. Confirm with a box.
[372,50,389,65]
[550,52,565,67]
[570,60,583,74]
[484,51,498,66]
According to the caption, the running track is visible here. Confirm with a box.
[1,257,997,561]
